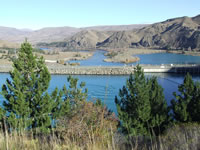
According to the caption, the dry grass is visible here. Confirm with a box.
[0,100,118,150]
[0,123,200,150]
[0,40,19,49]
[39,51,94,62]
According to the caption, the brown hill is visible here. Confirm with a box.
[46,30,114,50]
[6,27,81,44]
[98,15,200,50]
[1,14,199,51]
[0,26,30,42]
[0,25,147,44]
[48,15,200,51]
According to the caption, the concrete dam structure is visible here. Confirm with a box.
[1,64,200,75]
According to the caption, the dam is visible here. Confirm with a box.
[1,64,200,75]
[48,64,200,75]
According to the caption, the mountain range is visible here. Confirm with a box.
[0,25,147,44]
[97,15,200,50]
[0,14,200,51]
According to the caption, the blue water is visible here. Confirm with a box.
[1,73,200,114]
[40,48,50,50]
[69,50,200,66]
[137,53,200,65]
[69,50,124,66]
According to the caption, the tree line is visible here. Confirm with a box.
[0,40,200,139]
[116,65,200,138]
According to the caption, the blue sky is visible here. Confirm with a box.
[0,0,199,30]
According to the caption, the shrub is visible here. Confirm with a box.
[56,100,118,147]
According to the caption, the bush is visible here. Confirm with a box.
[56,100,118,147]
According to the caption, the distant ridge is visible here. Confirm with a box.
[82,24,148,31]
[1,14,200,51]
[42,14,200,51]
[0,24,148,44]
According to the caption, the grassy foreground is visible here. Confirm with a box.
[0,122,200,150]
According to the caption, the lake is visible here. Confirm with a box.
[1,73,200,114]
[1,50,200,114]
[69,50,200,66]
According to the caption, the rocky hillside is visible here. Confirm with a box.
[1,15,199,51]
[40,30,114,50]
[98,15,200,50]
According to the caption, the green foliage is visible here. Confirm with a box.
[1,40,61,132]
[115,65,169,137]
[52,75,88,121]
[147,77,171,135]
[171,73,200,123]
[62,76,88,115]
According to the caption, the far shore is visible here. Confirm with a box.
[0,47,200,66]
[167,50,200,56]
[103,48,166,64]
[102,48,200,64]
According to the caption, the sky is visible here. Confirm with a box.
[0,0,199,30]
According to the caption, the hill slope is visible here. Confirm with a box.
[97,15,200,50]
[0,26,30,42]
[41,30,114,50]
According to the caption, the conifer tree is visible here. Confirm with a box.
[171,73,200,123]
[171,73,194,122]
[189,82,200,122]
[1,40,58,132]
[147,77,170,135]
[115,65,151,136]
[115,65,169,137]
[59,75,87,117]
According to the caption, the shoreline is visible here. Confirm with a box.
[103,48,166,64]
[167,50,200,56]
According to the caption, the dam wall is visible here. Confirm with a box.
[1,64,200,75]
[48,66,135,75]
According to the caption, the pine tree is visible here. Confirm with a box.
[171,73,200,123]
[115,65,169,137]
[52,75,88,121]
[189,82,200,122]
[171,73,194,122]
[115,65,151,136]
[147,77,170,135]
[62,75,88,116]
[1,40,58,132]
